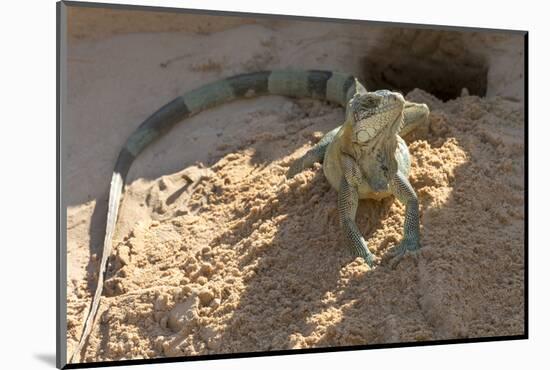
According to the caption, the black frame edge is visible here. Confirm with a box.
[523,31,529,338]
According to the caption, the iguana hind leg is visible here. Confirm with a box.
[286,125,340,178]
[388,171,421,266]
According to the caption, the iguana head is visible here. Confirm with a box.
[348,89,405,144]
[345,89,405,190]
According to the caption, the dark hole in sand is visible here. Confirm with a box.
[361,29,488,101]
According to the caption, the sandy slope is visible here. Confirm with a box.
[65,14,525,363]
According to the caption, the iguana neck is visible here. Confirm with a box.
[339,116,400,192]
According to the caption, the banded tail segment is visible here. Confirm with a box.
[70,69,361,363]
[124,70,358,157]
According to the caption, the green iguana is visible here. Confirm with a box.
[70,69,429,362]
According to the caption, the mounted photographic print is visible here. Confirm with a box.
[57,1,527,368]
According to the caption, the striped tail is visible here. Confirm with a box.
[70,69,362,362]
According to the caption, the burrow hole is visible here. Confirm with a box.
[361,29,489,101]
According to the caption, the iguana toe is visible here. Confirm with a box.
[350,247,377,267]
[388,238,421,268]
[286,162,301,179]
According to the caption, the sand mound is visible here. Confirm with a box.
[67,88,524,361]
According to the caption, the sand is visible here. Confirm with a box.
[65,8,525,363]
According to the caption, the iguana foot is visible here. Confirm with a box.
[351,247,377,268]
[388,238,421,268]
[286,160,304,179]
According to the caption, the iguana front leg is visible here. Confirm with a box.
[287,126,340,178]
[389,171,421,265]
[338,154,376,267]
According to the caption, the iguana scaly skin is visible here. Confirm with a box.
[70,70,429,363]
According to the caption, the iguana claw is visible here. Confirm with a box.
[357,250,378,268]
[388,238,421,268]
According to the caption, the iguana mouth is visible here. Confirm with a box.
[353,117,401,145]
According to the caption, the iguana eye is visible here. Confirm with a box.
[381,165,388,172]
